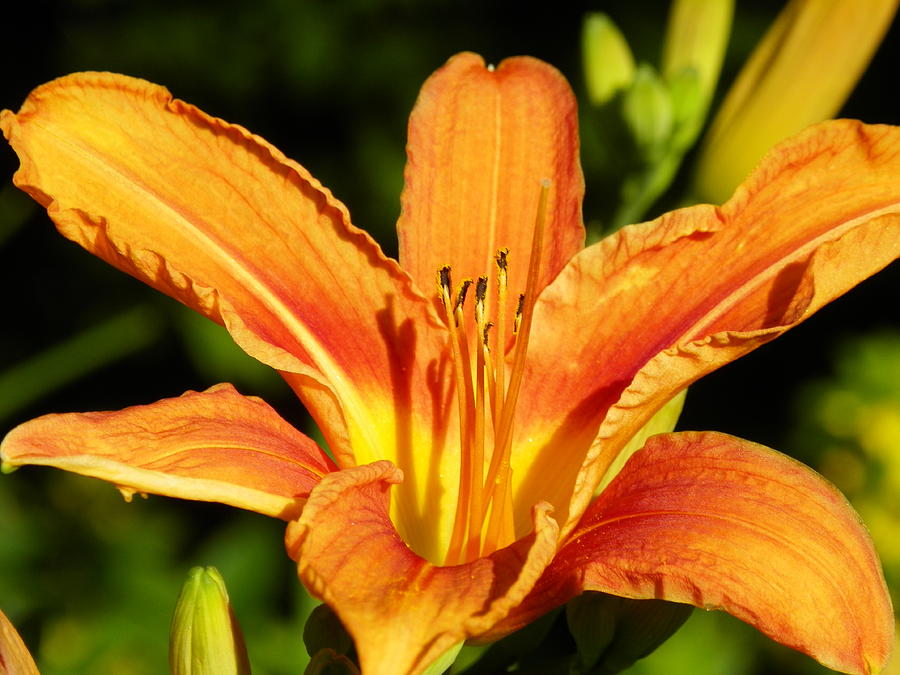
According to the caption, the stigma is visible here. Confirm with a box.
[438,180,551,564]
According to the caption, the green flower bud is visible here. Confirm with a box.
[169,566,251,675]
[582,13,636,106]
[694,0,896,203]
[662,0,733,112]
[622,65,673,162]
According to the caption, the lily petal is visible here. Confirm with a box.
[0,610,39,675]
[285,461,559,675]
[514,120,900,532]
[0,73,447,469]
[496,432,893,675]
[397,52,585,307]
[0,384,335,519]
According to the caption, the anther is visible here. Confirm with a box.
[475,276,488,304]
[454,279,473,314]
[513,294,525,334]
[496,249,508,273]
[482,321,493,346]
[439,266,452,294]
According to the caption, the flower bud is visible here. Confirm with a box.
[169,566,251,675]
[582,13,636,106]
[694,0,897,203]
[622,65,673,161]
[662,0,733,113]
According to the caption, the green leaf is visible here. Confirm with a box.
[453,609,561,674]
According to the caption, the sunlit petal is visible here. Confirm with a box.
[285,461,559,675]
[495,432,893,675]
[1,384,335,519]
[513,120,900,533]
[397,52,584,308]
[0,73,448,468]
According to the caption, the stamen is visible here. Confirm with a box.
[482,179,551,554]
[481,322,498,429]
[440,267,475,564]
[439,180,552,562]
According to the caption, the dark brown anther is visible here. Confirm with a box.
[482,321,494,346]
[439,266,452,294]
[513,294,525,333]
[454,279,473,313]
[475,276,488,303]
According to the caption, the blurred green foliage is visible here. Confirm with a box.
[792,333,900,611]
[0,1,897,674]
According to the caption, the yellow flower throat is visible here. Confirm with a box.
[438,180,550,565]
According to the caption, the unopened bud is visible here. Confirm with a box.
[622,65,673,161]
[169,566,251,675]
[662,0,733,111]
[582,13,636,106]
[693,0,897,203]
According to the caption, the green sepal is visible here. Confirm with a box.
[566,591,693,674]
[303,648,360,675]
[665,66,704,150]
[422,641,464,675]
[303,603,354,659]
[452,608,561,674]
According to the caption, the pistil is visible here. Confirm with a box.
[493,249,509,424]
[466,277,489,560]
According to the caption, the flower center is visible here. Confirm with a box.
[438,180,550,564]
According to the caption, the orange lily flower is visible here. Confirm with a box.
[1,53,897,675]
